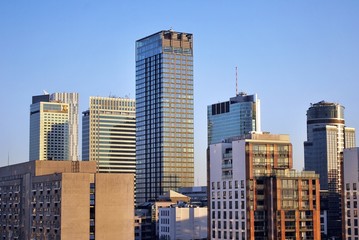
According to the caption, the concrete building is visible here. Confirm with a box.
[209,133,321,240]
[135,30,194,203]
[29,95,69,161]
[135,190,192,240]
[0,160,134,240]
[343,147,359,239]
[82,96,136,174]
[50,92,79,161]
[207,92,261,145]
[159,204,207,240]
[304,101,356,238]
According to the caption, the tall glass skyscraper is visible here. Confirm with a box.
[207,92,261,145]
[135,30,194,203]
[304,101,356,239]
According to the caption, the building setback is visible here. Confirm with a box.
[135,30,194,203]
[304,101,356,239]
[207,92,261,145]
[82,96,136,174]
[0,160,134,240]
[209,133,321,240]
[29,95,69,161]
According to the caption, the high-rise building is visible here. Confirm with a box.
[343,147,359,240]
[207,92,261,145]
[50,92,79,161]
[0,160,134,239]
[135,30,194,203]
[304,101,356,238]
[82,96,136,174]
[29,95,69,161]
[209,133,321,240]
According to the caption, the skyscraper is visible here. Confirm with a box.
[50,92,79,161]
[304,100,356,239]
[135,30,194,203]
[29,94,69,161]
[82,96,136,174]
[207,92,261,145]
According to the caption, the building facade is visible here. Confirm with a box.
[50,92,79,161]
[82,96,136,174]
[135,30,194,203]
[343,147,359,240]
[207,92,261,145]
[209,133,321,240]
[304,101,356,238]
[159,205,207,240]
[0,160,134,240]
[29,95,69,161]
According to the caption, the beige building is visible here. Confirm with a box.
[0,160,134,240]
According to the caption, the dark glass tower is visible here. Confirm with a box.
[135,30,194,203]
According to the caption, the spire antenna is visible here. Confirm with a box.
[236,66,238,96]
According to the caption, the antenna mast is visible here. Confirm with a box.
[236,66,238,96]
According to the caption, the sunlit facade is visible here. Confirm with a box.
[304,101,356,238]
[50,92,79,161]
[82,97,136,173]
[209,133,321,239]
[207,92,261,145]
[29,95,69,161]
[135,30,194,203]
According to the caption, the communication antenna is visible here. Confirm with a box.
[236,66,238,96]
[7,152,9,166]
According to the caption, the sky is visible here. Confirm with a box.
[0,1,358,186]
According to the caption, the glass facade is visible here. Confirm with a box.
[82,97,136,174]
[207,93,261,145]
[136,30,194,203]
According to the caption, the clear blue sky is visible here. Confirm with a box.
[1,1,358,185]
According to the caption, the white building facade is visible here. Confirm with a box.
[51,92,79,161]
[159,206,207,240]
[343,147,359,239]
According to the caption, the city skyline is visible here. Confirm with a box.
[1,1,359,186]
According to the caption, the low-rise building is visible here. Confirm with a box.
[0,160,134,240]
[159,203,207,240]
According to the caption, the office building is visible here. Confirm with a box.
[159,204,207,240]
[0,160,134,239]
[304,101,356,238]
[209,133,321,239]
[343,147,359,240]
[29,95,69,161]
[135,30,194,203]
[50,92,79,161]
[82,96,136,174]
[207,92,261,145]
